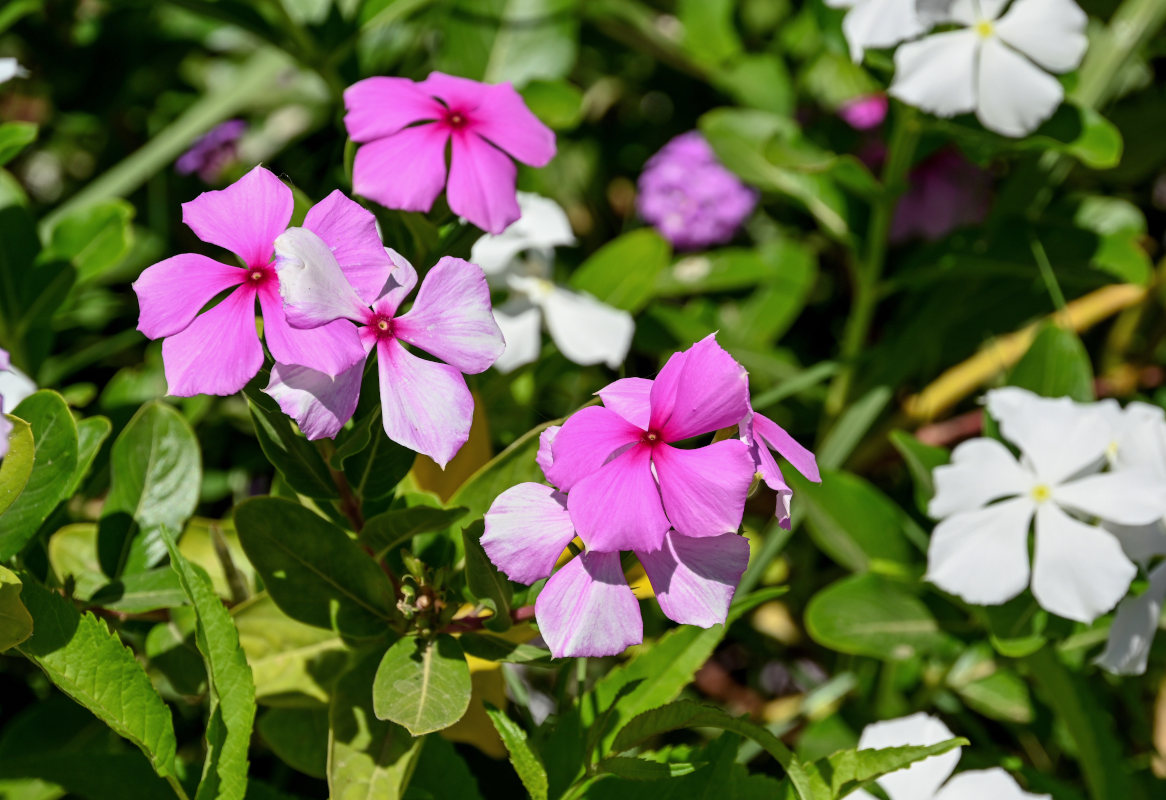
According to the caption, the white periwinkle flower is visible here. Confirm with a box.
[0,58,28,85]
[470,192,634,374]
[889,0,1088,137]
[825,0,926,62]
[854,713,1048,800]
[927,388,1166,623]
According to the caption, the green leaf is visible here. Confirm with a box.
[0,121,37,167]
[0,565,32,651]
[16,578,178,777]
[805,574,950,660]
[234,497,397,638]
[596,757,701,781]
[64,415,112,498]
[0,415,34,516]
[888,430,949,514]
[329,650,424,800]
[787,470,913,572]
[243,382,339,501]
[98,401,200,578]
[258,707,328,779]
[450,419,558,521]
[459,633,551,665]
[360,506,468,560]
[981,597,1047,658]
[806,737,969,798]
[343,422,415,503]
[0,391,79,560]
[1021,104,1123,169]
[1006,323,1094,402]
[407,735,484,799]
[815,386,891,471]
[520,79,584,130]
[568,229,671,313]
[42,200,134,282]
[486,705,548,800]
[373,634,472,735]
[89,568,187,613]
[955,669,1034,724]
[462,520,512,632]
[163,530,256,800]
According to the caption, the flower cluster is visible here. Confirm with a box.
[928,387,1166,625]
[481,335,819,658]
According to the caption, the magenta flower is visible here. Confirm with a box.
[133,166,392,397]
[543,335,755,553]
[740,405,821,529]
[838,94,888,130]
[265,229,504,467]
[344,72,556,234]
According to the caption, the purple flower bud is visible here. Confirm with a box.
[176,119,247,183]
[891,149,992,243]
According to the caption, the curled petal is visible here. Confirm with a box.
[303,190,394,304]
[134,254,245,339]
[263,360,364,441]
[544,405,642,492]
[649,334,749,442]
[536,425,560,482]
[181,165,292,268]
[343,77,444,143]
[598,378,653,431]
[567,444,670,553]
[482,483,577,584]
[653,440,755,539]
[637,531,749,628]
[258,284,365,377]
[353,125,449,214]
[926,497,1035,606]
[273,227,368,328]
[542,286,634,370]
[752,412,819,482]
[534,551,642,658]
[448,132,521,234]
[377,338,473,468]
[162,286,263,397]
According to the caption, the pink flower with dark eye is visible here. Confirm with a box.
[344,72,556,234]
[740,404,821,529]
[266,229,504,467]
[543,335,756,553]
[133,166,392,397]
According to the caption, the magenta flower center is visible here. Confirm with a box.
[368,313,394,340]
[444,109,469,129]
[247,267,272,287]
[641,430,661,445]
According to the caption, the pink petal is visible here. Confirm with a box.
[637,531,749,627]
[377,338,473,468]
[258,283,366,376]
[544,405,643,492]
[343,77,444,143]
[419,72,488,112]
[598,377,653,430]
[133,253,245,339]
[181,165,292,268]
[650,335,749,442]
[537,425,560,483]
[303,190,394,304]
[273,227,369,328]
[472,82,556,167]
[447,132,519,234]
[753,412,819,482]
[567,444,670,553]
[263,360,364,440]
[371,249,419,318]
[353,125,449,214]
[393,257,504,374]
[652,440,754,538]
[162,286,263,397]
[535,551,642,658]
[482,483,577,584]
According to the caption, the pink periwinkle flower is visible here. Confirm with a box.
[636,131,758,251]
[176,119,246,183]
[838,94,888,131]
[133,166,392,397]
[266,229,504,467]
[740,405,821,529]
[344,72,556,234]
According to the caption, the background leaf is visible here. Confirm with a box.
[372,634,472,735]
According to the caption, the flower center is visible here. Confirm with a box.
[368,313,393,340]
[1030,484,1052,503]
[445,110,468,129]
[642,430,661,444]
[975,19,994,38]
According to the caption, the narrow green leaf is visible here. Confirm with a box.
[64,415,112,497]
[360,506,468,559]
[568,229,671,313]
[462,520,512,632]
[459,633,551,665]
[164,530,257,800]
[0,565,32,651]
[243,382,339,501]
[486,705,548,800]
[0,415,34,516]
[808,737,968,798]
[597,757,701,780]
[16,579,178,777]
[373,634,472,735]
[815,386,891,471]
[89,567,187,613]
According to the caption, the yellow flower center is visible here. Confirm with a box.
[1031,484,1052,503]
[975,20,994,38]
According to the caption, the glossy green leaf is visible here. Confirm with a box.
[343,422,414,503]
[805,574,950,660]
[373,634,472,735]
[0,415,34,516]
[462,520,512,632]
[956,669,1034,724]
[0,565,32,652]
[1021,104,1123,169]
[258,707,328,779]
[486,705,548,800]
[243,382,339,500]
[520,79,584,130]
[569,229,671,313]
[450,419,558,521]
[64,415,112,498]
[360,506,468,560]
[804,737,968,799]
[0,121,36,167]
[888,430,949,514]
[42,200,134,282]
[1006,323,1094,402]
[89,567,186,613]
[407,734,484,799]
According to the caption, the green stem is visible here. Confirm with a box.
[165,775,191,800]
[1073,0,1166,110]
[825,105,920,418]
[1030,236,1067,311]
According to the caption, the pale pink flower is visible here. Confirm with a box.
[838,94,889,130]
[133,167,391,397]
[740,405,821,529]
[344,72,556,234]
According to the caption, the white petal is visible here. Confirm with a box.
[469,192,575,276]
[542,287,634,370]
[0,365,36,410]
[857,713,961,800]
[0,58,28,84]
[1032,503,1136,623]
[994,0,1088,73]
[925,0,1009,23]
[929,438,1030,518]
[934,768,1051,800]
[1106,520,1166,566]
[927,497,1035,605]
[1095,562,1166,676]
[975,37,1064,137]
[273,227,369,327]
[985,388,1109,484]
[840,0,927,61]
[1111,402,1166,478]
[491,298,543,373]
[890,31,979,119]
[1054,470,1166,527]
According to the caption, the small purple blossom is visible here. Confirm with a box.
[891,149,992,243]
[176,120,247,183]
[838,94,888,130]
[636,131,758,251]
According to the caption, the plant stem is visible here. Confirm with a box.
[825,104,920,419]
[1030,236,1067,311]
[165,775,192,800]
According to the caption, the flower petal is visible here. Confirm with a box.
[353,125,449,214]
[839,0,926,61]
[994,0,1088,73]
[534,550,642,658]
[1095,563,1166,677]
[372,249,419,318]
[567,444,670,552]
[162,286,263,396]
[1054,471,1166,527]
[1032,502,1136,623]
[649,334,750,441]
[263,360,364,441]
[273,227,369,328]
[472,82,556,167]
[598,377,653,430]
[540,287,634,370]
[544,405,643,491]
[394,257,505,374]
[303,190,394,304]
[933,769,1050,800]
[653,440,755,538]
[181,165,292,268]
[377,338,473,468]
[858,713,962,800]
[976,36,1064,138]
[536,425,560,482]
[927,497,1035,605]
[889,30,979,120]
[753,412,819,482]
[929,437,1030,518]
[448,132,520,234]
[986,388,1110,485]
[133,253,245,339]
[343,76,444,143]
[491,297,543,374]
[419,71,489,112]
[637,531,749,627]
[1107,520,1166,566]
[258,283,365,376]
[482,483,577,584]
[470,192,576,276]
